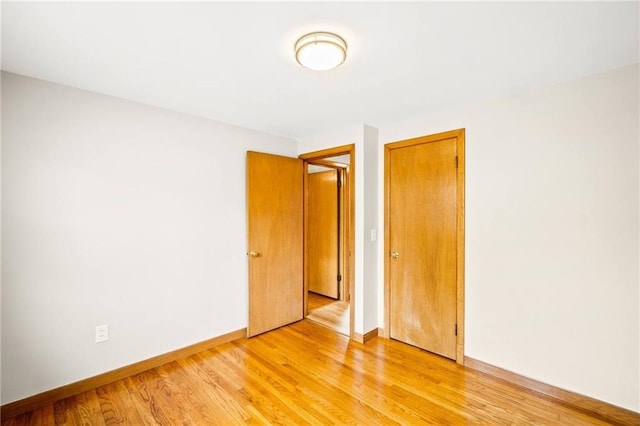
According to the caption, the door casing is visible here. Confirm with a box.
[383,129,465,364]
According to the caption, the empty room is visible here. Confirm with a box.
[1,2,639,424]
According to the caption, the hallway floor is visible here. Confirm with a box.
[306,292,349,336]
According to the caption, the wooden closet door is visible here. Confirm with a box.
[388,136,458,359]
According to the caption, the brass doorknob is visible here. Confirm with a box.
[391,251,400,259]
[248,251,260,257]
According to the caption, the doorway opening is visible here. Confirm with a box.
[300,145,354,338]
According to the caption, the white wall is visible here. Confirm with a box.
[379,64,639,411]
[362,125,379,333]
[1,72,297,404]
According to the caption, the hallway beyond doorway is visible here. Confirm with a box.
[306,292,349,336]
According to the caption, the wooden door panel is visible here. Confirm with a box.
[389,137,458,359]
[308,170,339,299]
[247,151,303,337]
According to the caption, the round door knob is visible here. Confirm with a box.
[248,251,260,257]
[391,251,400,259]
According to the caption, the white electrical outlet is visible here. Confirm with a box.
[95,324,109,343]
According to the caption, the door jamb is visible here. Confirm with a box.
[300,144,355,340]
[383,129,465,364]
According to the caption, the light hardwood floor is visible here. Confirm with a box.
[307,291,335,311]
[2,320,636,425]
[306,292,349,336]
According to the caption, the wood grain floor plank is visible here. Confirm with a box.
[28,405,54,426]
[241,336,381,425]
[73,391,105,426]
[3,320,638,425]
[192,348,310,425]
[52,396,75,426]
[95,380,144,425]
[306,292,349,335]
[172,356,251,423]
[306,292,334,311]
[269,325,468,424]
[219,343,328,425]
[202,345,314,425]
[262,329,405,413]
[122,372,177,425]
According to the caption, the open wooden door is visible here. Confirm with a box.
[247,151,303,337]
[307,169,339,299]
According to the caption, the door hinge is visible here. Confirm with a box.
[455,156,459,168]
[337,274,342,282]
[455,324,458,336]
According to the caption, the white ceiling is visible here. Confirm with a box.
[2,2,638,139]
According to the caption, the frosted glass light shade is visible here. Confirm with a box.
[295,32,347,71]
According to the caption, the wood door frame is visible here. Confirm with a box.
[300,144,355,340]
[383,129,465,364]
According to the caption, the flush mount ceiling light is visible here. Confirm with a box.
[295,32,347,71]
